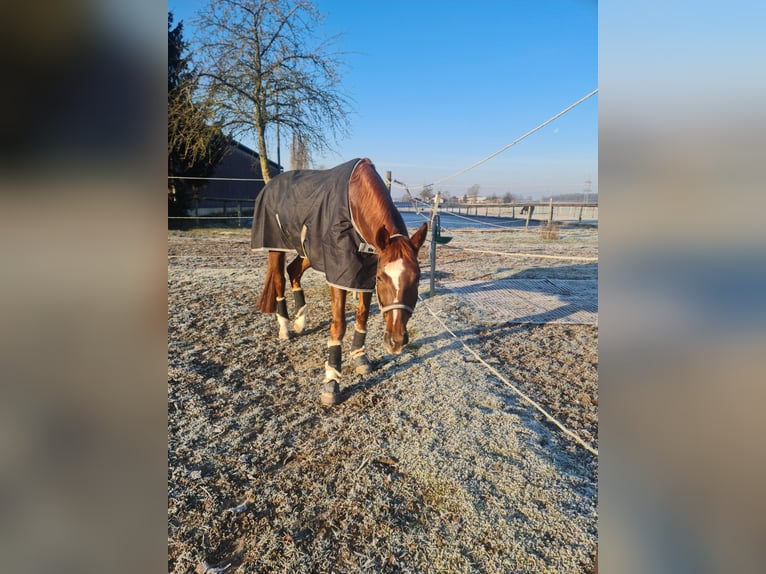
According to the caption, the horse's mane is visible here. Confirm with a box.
[349,158,408,248]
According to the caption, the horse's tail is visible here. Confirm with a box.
[257,251,283,314]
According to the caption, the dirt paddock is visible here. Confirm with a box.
[168,226,598,573]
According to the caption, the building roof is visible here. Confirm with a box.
[230,140,282,173]
[196,140,283,206]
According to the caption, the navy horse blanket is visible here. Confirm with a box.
[251,158,377,292]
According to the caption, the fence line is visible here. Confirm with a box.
[422,208,521,231]
[168,203,598,263]
[444,244,598,262]
[168,176,266,182]
[397,195,597,231]
[169,216,250,220]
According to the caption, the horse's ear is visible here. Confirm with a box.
[409,222,428,252]
[376,225,390,249]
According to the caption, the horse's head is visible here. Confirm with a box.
[375,222,428,354]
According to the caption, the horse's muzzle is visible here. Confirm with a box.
[384,330,409,354]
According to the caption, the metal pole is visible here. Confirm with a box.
[275,98,281,169]
[429,193,439,297]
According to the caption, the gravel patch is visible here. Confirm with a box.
[168,228,598,573]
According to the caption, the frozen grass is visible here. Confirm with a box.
[168,229,598,573]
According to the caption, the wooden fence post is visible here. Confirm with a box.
[548,197,554,224]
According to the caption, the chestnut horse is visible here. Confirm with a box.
[251,158,427,405]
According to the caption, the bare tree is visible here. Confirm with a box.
[290,131,310,170]
[193,0,350,181]
[467,184,480,203]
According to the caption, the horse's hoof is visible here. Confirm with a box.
[278,330,292,340]
[319,380,341,406]
[320,391,341,406]
[349,348,370,375]
[352,356,371,375]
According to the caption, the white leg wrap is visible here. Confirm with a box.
[293,304,308,334]
[276,314,290,340]
[324,362,342,382]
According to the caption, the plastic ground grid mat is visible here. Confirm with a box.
[443,278,598,325]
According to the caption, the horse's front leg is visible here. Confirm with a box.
[320,286,347,405]
[350,291,372,375]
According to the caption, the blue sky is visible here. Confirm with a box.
[169,0,597,199]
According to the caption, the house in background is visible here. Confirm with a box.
[193,140,282,216]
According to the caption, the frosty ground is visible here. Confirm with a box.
[168,226,598,573]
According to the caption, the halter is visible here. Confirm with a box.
[379,302,415,316]
[359,233,406,255]
[376,277,415,316]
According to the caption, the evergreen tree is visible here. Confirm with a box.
[168,12,227,220]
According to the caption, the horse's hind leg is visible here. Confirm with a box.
[350,291,373,374]
[287,255,311,334]
[263,251,290,340]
